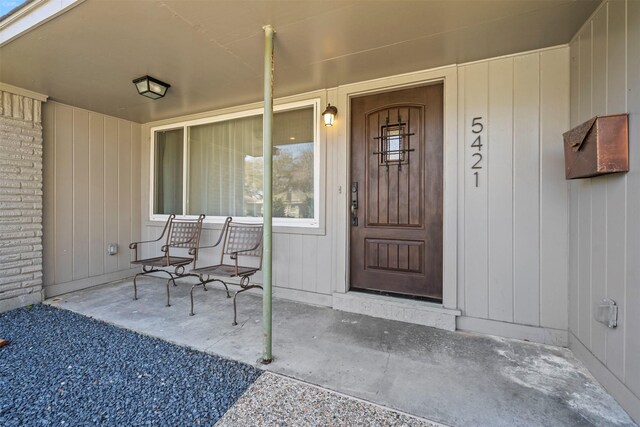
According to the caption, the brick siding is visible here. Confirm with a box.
[0,90,44,312]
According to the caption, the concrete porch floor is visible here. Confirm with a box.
[47,278,635,427]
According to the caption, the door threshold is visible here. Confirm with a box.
[332,291,461,331]
[350,288,442,304]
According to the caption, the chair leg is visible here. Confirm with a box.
[220,280,231,298]
[232,284,263,326]
[200,278,231,298]
[133,274,139,300]
[190,283,201,316]
[164,272,182,307]
[190,275,232,316]
[133,269,160,300]
[132,268,181,307]
[166,279,171,307]
[207,278,230,298]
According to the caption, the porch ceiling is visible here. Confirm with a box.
[0,0,599,124]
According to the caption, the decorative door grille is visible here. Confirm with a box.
[373,120,415,170]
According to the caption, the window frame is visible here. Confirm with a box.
[149,98,321,228]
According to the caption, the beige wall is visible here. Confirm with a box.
[455,47,570,343]
[568,0,640,422]
[35,47,573,346]
[42,101,142,297]
[139,90,335,307]
[30,44,572,351]
[137,47,571,344]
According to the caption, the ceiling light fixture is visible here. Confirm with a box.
[322,103,337,127]
[132,75,171,99]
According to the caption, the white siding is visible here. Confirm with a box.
[135,49,570,337]
[512,53,541,326]
[139,91,337,299]
[487,58,514,323]
[568,0,640,418]
[462,61,489,319]
[42,101,142,296]
[458,48,569,330]
[539,48,570,331]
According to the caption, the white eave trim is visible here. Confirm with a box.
[0,0,85,47]
[0,82,48,102]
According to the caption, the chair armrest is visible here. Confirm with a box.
[229,240,263,257]
[160,244,172,264]
[129,237,162,250]
[129,214,175,260]
[229,243,262,275]
[192,241,223,251]
[190,217,233,252]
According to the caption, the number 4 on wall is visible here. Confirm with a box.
[471,135,482,150]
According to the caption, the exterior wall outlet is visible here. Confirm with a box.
[107,243,119,256]
[594,298,618,328]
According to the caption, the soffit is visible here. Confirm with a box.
[0,0,599,123]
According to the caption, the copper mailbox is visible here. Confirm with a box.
[563,114,629,179]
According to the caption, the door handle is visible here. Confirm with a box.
[351,182,358,226]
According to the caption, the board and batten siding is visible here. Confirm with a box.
[42,101,141,297]
[567,0,640,421]
[169,227,335,305]
[138,91,336,306]
[456,47,570,342]
[138,50,571,341]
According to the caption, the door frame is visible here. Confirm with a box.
[332,66,458,311]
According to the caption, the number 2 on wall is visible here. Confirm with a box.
[470,117,484,188]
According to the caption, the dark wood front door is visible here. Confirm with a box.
[350,84,443,300]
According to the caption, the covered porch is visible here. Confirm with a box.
[1,0,640,424]
[46,278,633,427]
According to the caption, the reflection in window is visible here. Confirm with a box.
[154,106,316,220]
[386,127,402,162]
[154,128,183,214]
[377,123,411,166]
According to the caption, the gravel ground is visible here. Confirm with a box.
[216,372,444,427]
[0,304,262,426]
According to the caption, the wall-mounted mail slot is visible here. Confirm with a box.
[562,113,628,180]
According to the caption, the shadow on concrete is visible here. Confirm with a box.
[47,278,636,427]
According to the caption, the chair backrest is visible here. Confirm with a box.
[221,221,263,269]
[167,214,206,254]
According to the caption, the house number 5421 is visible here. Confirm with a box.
[470,117,484,187]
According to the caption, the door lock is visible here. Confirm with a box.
[351,182,358,226]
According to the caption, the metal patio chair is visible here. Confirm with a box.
[129,214,205,306]
[190,217,263,325]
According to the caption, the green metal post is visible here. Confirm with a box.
[261,25,274,364]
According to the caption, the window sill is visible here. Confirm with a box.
[143,218,326,236]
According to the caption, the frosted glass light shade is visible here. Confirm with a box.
[133,75,170,99]
[322,104,337,127]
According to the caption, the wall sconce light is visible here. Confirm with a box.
[132,75,171,99]
[322,104,338,127]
